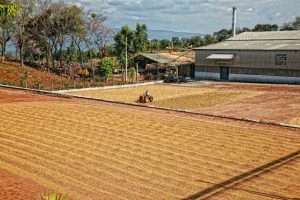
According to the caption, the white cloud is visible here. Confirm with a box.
[75,2,82,7]
[68,0,300,33]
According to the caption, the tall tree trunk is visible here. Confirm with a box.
[89,50,94,77]
[20,45,24,67]
[0,38,4,62]
[15,48,18,61]
[18,24,24,67]
[98,45,102,58]
[2,30,9,57]
[51,49,55,70]
[46,46,51,72]
[58,43,63,70]
[75,40,83,69]
[1,31,5,57]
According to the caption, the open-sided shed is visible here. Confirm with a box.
[132,52,195,78]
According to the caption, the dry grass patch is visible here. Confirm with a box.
[67,84,261,110]
[67,84,211,102]
[153,90,259,110]
[290,117,300,125]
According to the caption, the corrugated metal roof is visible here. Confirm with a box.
[194,31,300,51]
[206,54,234,59]
[194,40,300,50]
[140,54,172,63]
[228,31,300,41]
[134,52,194,64]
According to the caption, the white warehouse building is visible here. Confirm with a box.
[194,31,300,84]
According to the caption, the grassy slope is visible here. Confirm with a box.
[0,62,78,90]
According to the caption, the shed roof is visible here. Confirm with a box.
[194,40,300,50]
[133,52,195,64]
[228,31,300,41]
[195,31,300,51]
[140,53,172,64]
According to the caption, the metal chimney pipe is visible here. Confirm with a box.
[232,7,237,37]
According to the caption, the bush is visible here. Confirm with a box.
[156,73,165,80]
[97,58,115,79]
[0,80,13,85]
[40,193,67,200]
[4,53,15,61]
[19,72,30,88]
[129,67,136,82]
[144,73,154,81]
[33,80,43,90]
[79,68,89,78]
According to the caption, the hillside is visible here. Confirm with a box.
[0,61,82,90]
[112,28,205,41]
[147,29,205,40]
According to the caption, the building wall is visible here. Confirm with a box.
[195,50,300,83]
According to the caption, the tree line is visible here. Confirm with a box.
[1,0,300,80]
[0,0,113,78]
[134,16,300,51]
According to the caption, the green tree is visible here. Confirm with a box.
[213,29,232,42]
[14,0,35,67]
[129,67,136,83]
[0,1,18,58]
[87,13,112,59]
[114,25,135,67]
[203,35,216,46]
[160,39,171,49]
[281,16,300,30]
[292,16,300,30]
[252,24,278,32]
[134,23,148,53]
[54,5,84,69]
[181,37,190,48]
[190,36,202,47]
[0,2,18,18]
[149,39,160,51]
[67,41,78,63]
[97,57,115,79]
[172,37,181,48]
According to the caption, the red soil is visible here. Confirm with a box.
[199,81,300,93]
[0,88,63,103]
[0,169,46,200]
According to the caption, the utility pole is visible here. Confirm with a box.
[125,36,128,83]
[136,62,139,83]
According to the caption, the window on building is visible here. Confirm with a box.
[275,53,287,65]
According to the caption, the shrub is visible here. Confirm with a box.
[19,72,30,88]
[40,193,67,200]
[33,80,43,90]
[4,53,15,61]
[0,80,13,85]
[144,73,154,81]
[156,73,165,80]
[97,58,115,79]
[129,67,136,82]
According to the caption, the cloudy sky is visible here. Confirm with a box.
[70,0,300,34]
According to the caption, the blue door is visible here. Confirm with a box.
[220,67,229,80]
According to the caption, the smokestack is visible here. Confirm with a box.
[232,7,237,37]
